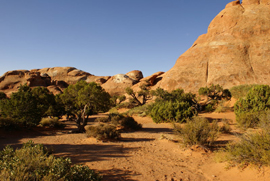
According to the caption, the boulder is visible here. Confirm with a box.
[157,0,270,92]
[101,73,136,95]
[126,70,144,82]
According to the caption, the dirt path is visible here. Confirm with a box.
[1,112,270,181]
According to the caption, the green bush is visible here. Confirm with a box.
[86,124,121,141]
[0,141,101,181]
[118,116,142,131]
[174,117,219,147]
[234,85,270,128]
[39,117,65,128]
[230,84,257,99]
[225,131,270,169]
[109,113,142,131]
[235,112,261,129]
[150,101,195,123]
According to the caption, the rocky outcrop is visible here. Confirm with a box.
[126,70,143,82]
[157,0,270,92]
[101,73,138,95]
[0,67,110,95]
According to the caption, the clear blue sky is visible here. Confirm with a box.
[0,0,234,77]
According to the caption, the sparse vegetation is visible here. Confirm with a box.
[174,117,220,147]
[225,130,270,169]
[0,141,102,181]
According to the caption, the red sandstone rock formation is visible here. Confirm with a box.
[157,0,270,92]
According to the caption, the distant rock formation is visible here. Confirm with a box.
[157,0,270,92]
[0,67,110,96]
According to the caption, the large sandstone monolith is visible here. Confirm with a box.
[157,0,270,92]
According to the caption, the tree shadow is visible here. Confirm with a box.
[139,127,173,134]
[100,168,139,181]
[49,143,139,164]
[0,127,59,150]
[120,137,155,142]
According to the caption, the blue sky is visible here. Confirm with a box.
[0,0,234,77]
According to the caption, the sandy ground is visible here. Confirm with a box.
[1,112,270,181]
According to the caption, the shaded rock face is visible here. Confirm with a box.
[157,0,270,92]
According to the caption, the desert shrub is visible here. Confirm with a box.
[234,85,270,128]
[214,100,231,113]
[115,101,134,109]
[39,117,65,128]
[219,119,232,134]
[150,101,195,123]
[230,84,257,99]
[174,117,219,147]
[109,113,142,131]
[86,124,121,141]
[95,116,110,123]
[0,140,101,181]
[225,130,270,169]
[126,103,153,117]
[236,112,261,129]
[110,95,126,107]
[0,117,20,130]
[204,104,214,112]
[118,116,142,131]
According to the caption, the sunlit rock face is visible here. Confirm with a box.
[157,0,270,92]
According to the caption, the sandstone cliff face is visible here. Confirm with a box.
[157,0,270,92]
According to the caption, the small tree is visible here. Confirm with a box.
[126,84,153,107]
[199,84,231,111]
[0,84,42,126]
[110,95,126,106]
[60,81,111,132]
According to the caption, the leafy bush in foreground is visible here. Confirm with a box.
[0,141,101,181]
[225,131,270,169]
[174,117,219,147]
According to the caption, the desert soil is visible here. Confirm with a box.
[1,112,270,181]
